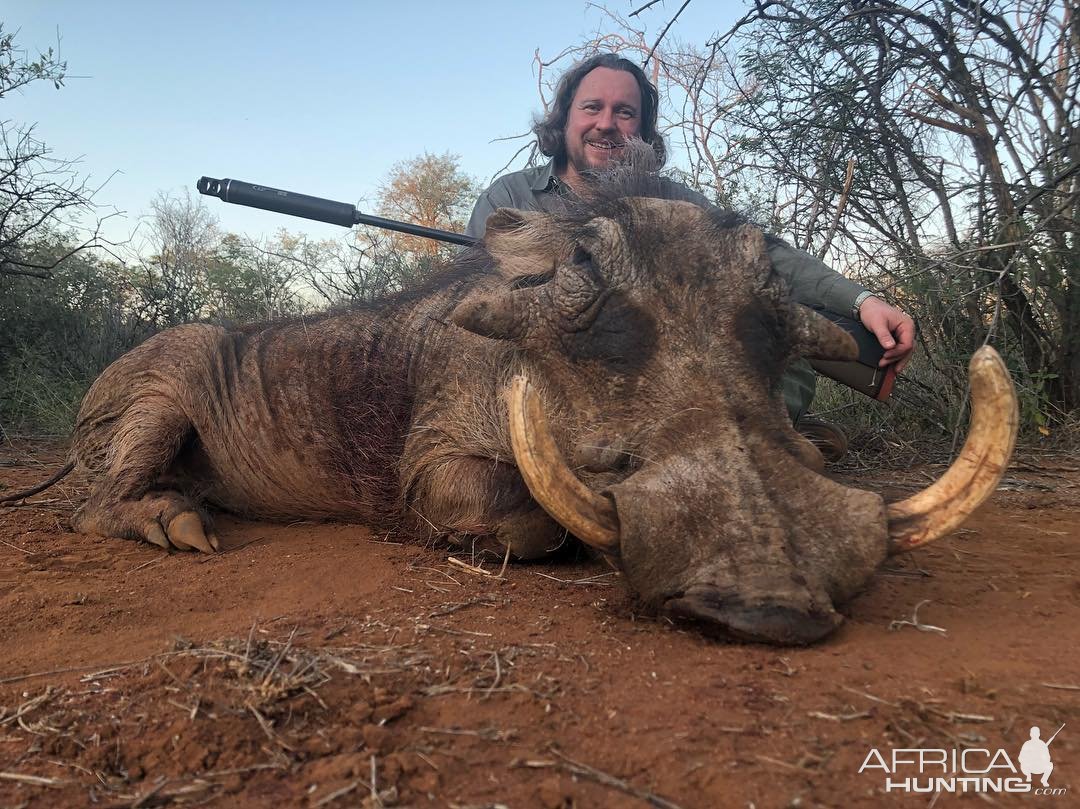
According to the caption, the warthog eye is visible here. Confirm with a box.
[571,245,592,265]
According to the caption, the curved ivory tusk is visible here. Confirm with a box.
[887,346,1018,553]
[507,375,620,552]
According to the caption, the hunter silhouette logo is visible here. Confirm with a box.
[858,721,1068,795]
[1019,724,1064,789]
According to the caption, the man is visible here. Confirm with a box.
[466,54,915,461]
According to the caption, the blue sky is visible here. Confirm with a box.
[3,1,736,245]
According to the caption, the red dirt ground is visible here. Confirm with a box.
[1,440,1077,808]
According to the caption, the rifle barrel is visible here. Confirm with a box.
[196,177,477,247]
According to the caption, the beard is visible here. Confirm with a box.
[570,138,626,173]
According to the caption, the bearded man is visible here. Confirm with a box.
[466,54,915,461]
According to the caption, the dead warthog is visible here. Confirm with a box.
[2,171,1017,645]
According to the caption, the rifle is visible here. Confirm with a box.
[196,176,895,401]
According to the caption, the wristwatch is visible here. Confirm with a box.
[851,290,875,320]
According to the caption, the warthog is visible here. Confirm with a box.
[2,167,1017,645]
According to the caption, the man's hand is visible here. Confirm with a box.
[858,296,916,371]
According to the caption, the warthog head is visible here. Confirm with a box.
[452,173,1016,645]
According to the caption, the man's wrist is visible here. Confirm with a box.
[851,291,875,320]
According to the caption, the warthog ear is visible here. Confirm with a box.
[484,208,570,280]
[451,286,542,341]
[789,305,859,361]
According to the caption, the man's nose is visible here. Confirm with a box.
[596,108,616,131]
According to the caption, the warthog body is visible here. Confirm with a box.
[17,164,1014,645]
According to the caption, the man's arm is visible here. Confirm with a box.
[767,240,914,371]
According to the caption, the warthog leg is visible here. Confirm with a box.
[404,454,565,560]
[73,392,219,553]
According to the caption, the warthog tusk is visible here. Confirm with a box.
[886,346,1018,553]
[507,375,620,552]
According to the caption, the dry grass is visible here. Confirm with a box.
[0,602,572,807]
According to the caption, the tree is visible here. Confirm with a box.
[0,24,110,279]
[130,190,220,327]
[554,1,1080,423]
[714,0,1079,417]
[295,152,481,307]
[376,151,480,259]
[0,238,140,436]
[207,230,308,323]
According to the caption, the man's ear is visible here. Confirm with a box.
[483,208,570,279]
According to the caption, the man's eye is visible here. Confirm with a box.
[618,109,637,119]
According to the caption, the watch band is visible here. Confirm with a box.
[851,290,875,320]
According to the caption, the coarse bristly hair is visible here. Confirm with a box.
[556,140,751,233]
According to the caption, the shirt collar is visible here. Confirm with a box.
[531,159,558,192]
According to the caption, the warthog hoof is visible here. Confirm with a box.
[75,492,219,553]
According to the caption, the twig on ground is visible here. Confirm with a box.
[0,537,30,553]
[808,710,872,722]
[370,755,380,808]
[756,753,824,774]
[428,597,498,618]
[418,623,492,638]
[314,778,367,807]
[0,770,67,787]
[447,556,493,577]
[420,725,517,742]
[0,688,60,728]
[247,704,295,752]
[128,555,167,574]
[841,686,900,707]
[411,565,463,587]
[130,777,169,808]
[533,571,617,586]
[889,599,948,636]
[483,652,503,698]
[497,539,512,578]
[520,748,687,809]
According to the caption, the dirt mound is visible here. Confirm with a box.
[1,442,1077,807]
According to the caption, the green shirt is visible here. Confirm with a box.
[465,160,868,319]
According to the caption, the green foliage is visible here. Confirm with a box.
[0,23,66,98]
[0,150,477,435]
[0,239,147,436]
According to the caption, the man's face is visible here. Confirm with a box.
[562,67,643,180]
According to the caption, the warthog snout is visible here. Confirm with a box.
[507,347,1017,645]
[663,584,842,646]
[605,431,889,646]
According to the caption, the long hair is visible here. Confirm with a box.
[532,54,666,167]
